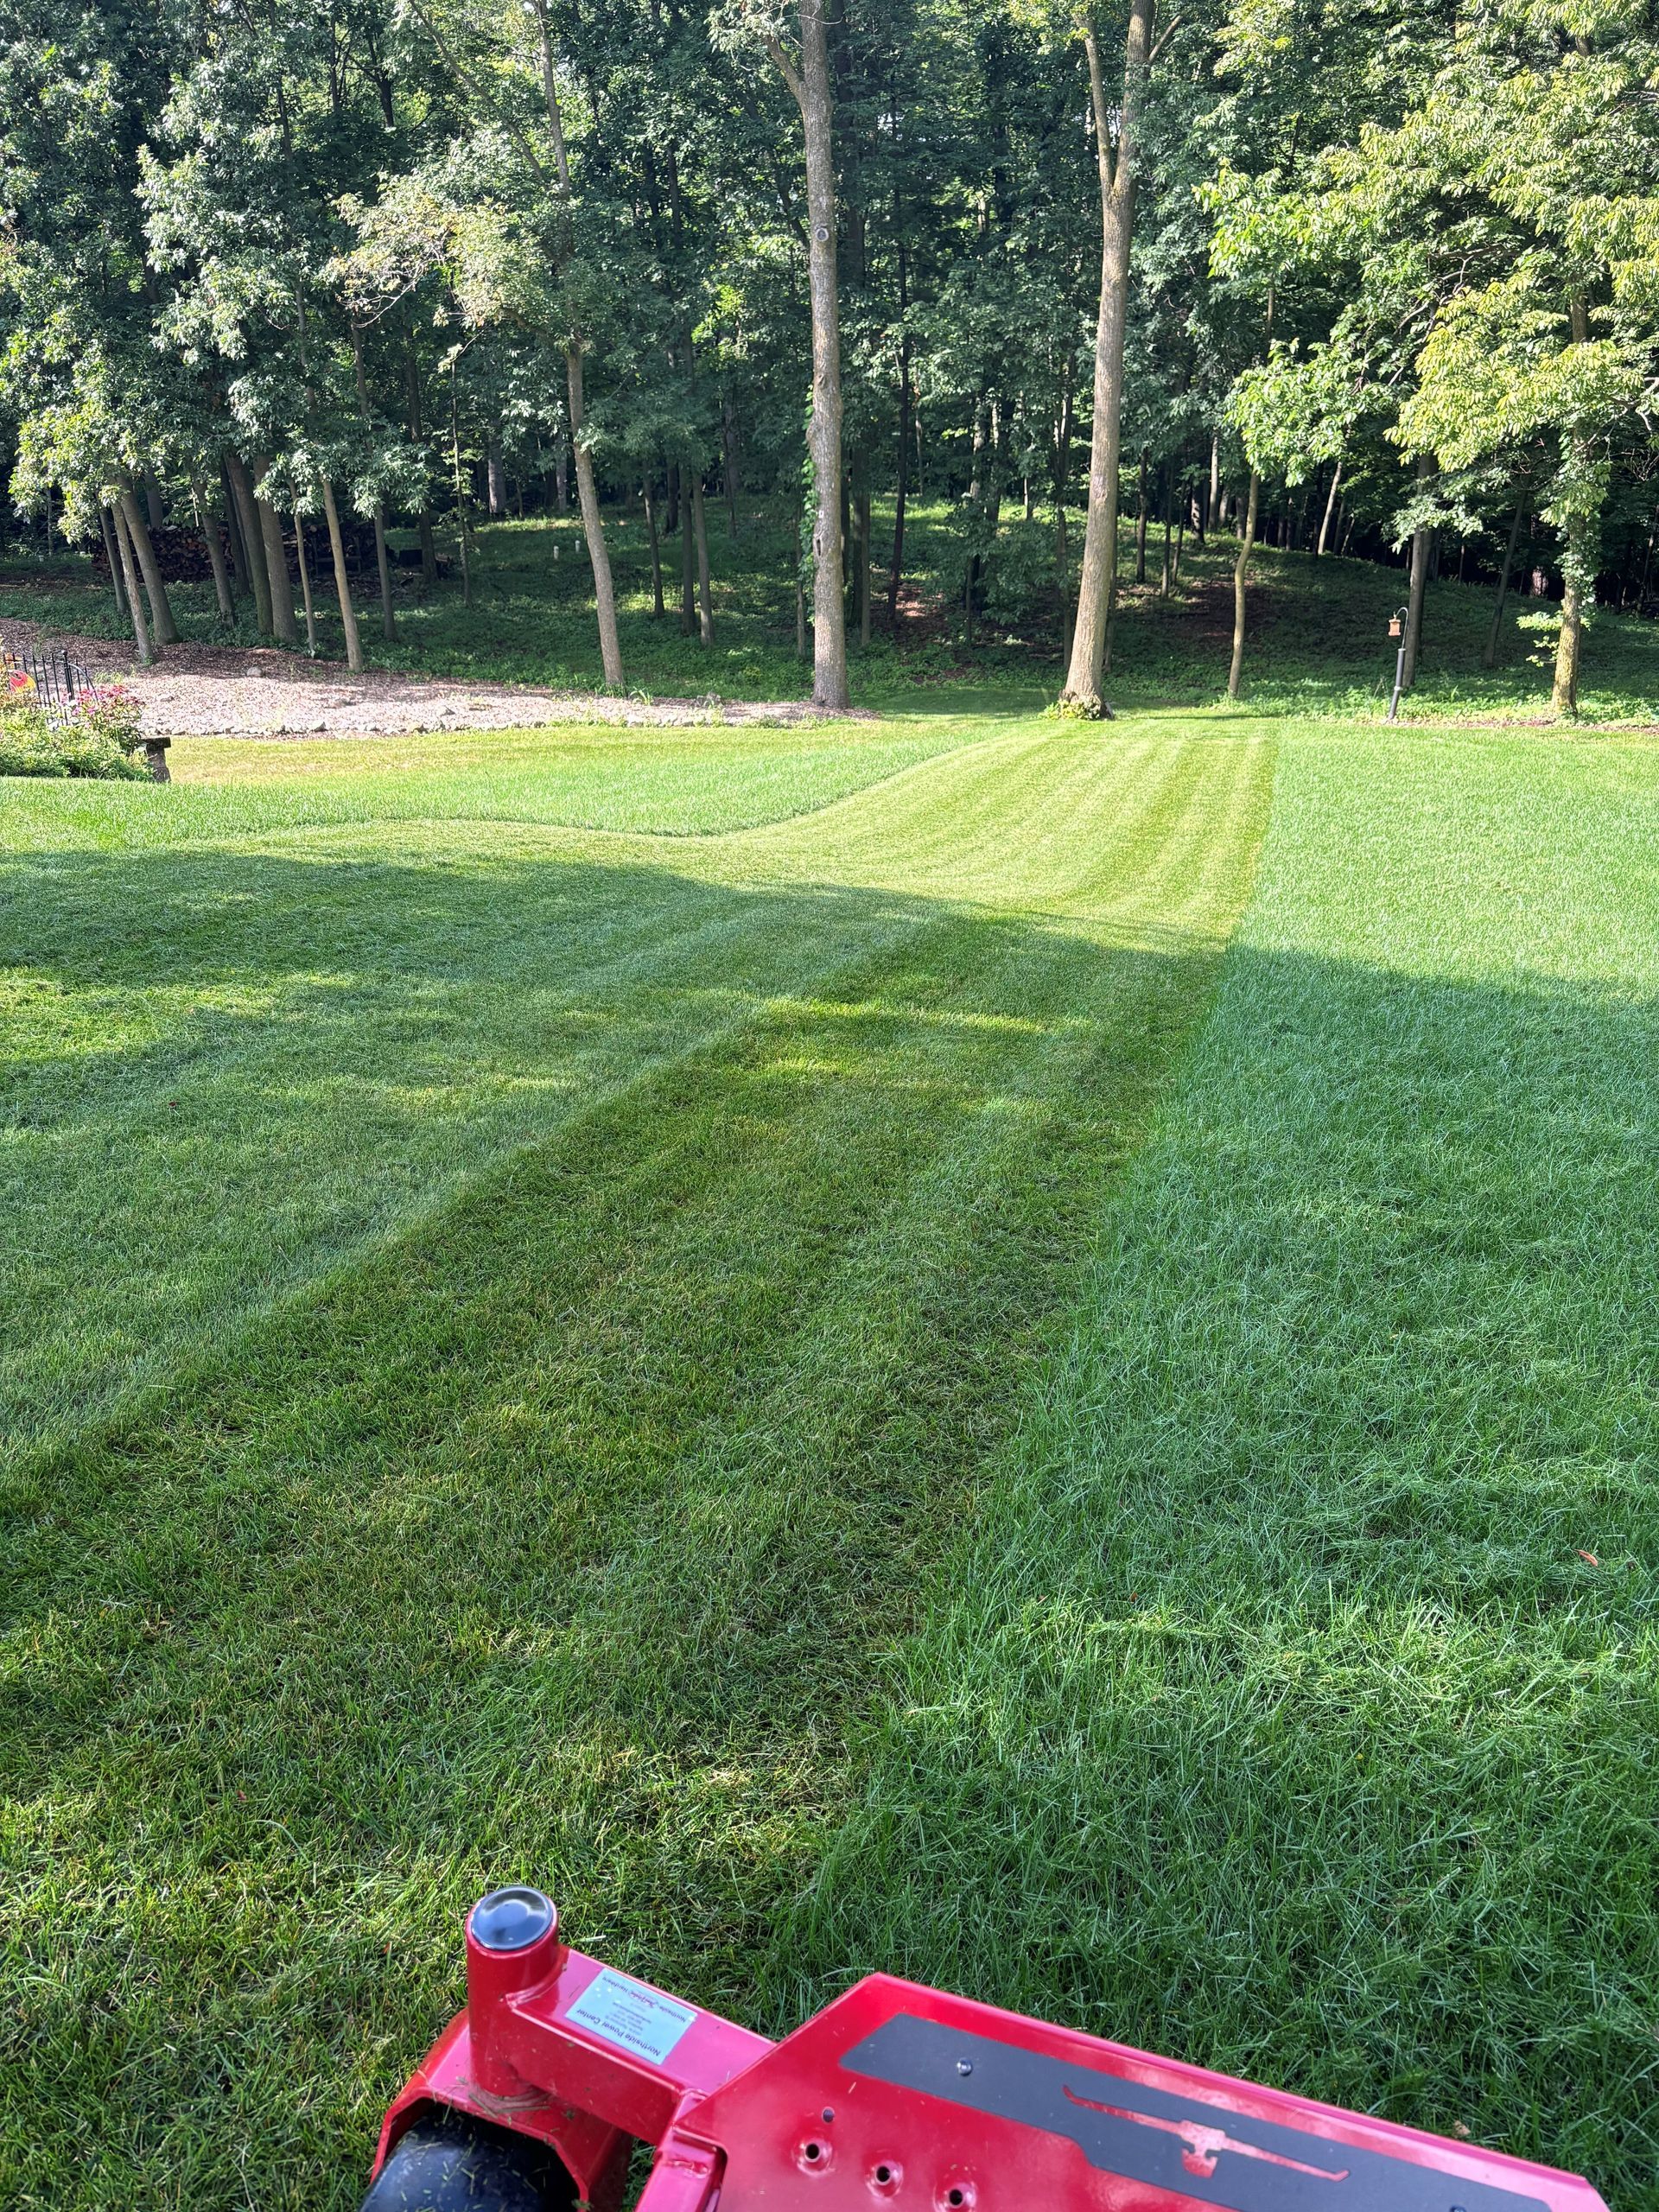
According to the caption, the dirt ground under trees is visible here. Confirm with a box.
[1,618,838,736]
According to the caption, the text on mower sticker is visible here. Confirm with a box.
[565,1967,698,2066]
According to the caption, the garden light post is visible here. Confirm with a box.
[1387,604,1408,721]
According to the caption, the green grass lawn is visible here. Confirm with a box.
[3,707,1657,2209]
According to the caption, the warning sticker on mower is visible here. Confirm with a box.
[565,1967,697,2065]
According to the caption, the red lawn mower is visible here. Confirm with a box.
[361,1887,1610,2212]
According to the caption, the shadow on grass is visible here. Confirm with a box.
[2,841,1236,2208]
[9,827,1654,2203]
[791,932,1659,2192]
[0,848,940,1457]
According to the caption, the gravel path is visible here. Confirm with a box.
[1,617,840,737]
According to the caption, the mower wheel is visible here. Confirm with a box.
[359,2109,573,2212]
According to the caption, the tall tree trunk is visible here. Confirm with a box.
[295,510,319,655]
[100,505,129,622]
[1552,499,1593,716]
[1205,435,1218,540]
[1060,0,1152,712]
[527,0,623,687]
[351,327,397,641]
[1552,298,1596,715]
[1402,528,1432,689]
[692,477,714,645]
[769,3,849,710]
[193,486,234,622]
[1160,473,1173,595]
[857,486,872,646]
[111,499,153,665]
[1484,504,1523,669]
[566,346,625,686]
[369,510,396,643]
[320,477,365,673]
[1316,460,1342,556]
[1134,454,1148,584]
[118,487,181,646]
[888,306,912,626]
[225,453,271,632]
[679,465,696,635]
[256,485,299,644]
[1402,502,1432,690]
[487,436,506,518]
[721,391,740,537]
[406,346,440,589]
[219,461,249,601]
[1227,472,1259,699]
[644,480,665,616]
[449,369,474,607]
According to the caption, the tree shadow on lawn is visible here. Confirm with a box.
[6,848,1654,2203]
[792,934,1659,2190]
[3,842,1235,2208]
[0,846,962,1459]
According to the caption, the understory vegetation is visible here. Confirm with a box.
[3,707,1657,2208]
[5,0,1658,715]
[9,505,1659,726]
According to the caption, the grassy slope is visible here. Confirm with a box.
[795,728,1659,2192]
[6,504,1659,721]
[0,719,980,851]
[1,721,1274,2207]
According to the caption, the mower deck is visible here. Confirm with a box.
[365,1889,1611,2212]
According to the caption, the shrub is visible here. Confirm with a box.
[73,679,144,752]
[0,675,147,780]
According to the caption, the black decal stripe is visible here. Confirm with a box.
[840,2017,1548,2212]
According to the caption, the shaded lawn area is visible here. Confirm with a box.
[798,729,1659,2198]
[1,720,1271,2207]
[3,715,1655,2209]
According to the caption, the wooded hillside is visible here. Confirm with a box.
[3,0,1655,715]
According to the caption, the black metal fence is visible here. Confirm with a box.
[3,648,93,731]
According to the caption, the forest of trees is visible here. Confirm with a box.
[2,0,1656,712]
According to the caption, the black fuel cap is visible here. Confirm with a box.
[469,1886,556,1953]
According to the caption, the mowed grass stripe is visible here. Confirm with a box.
[5,728,1244,1459]
[746,732,1220,912]
[783,729,1659,2196]
[1,855,912,1459]
[0,721,982,852]
[2,732,1274,2209]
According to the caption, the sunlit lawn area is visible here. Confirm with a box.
[3,707,1656,2208]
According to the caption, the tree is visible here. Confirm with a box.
[1025,0,1156,715]
[719,0,850,710]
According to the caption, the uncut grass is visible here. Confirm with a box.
[0,730,1274,2208]
[791,728,1659,2198]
